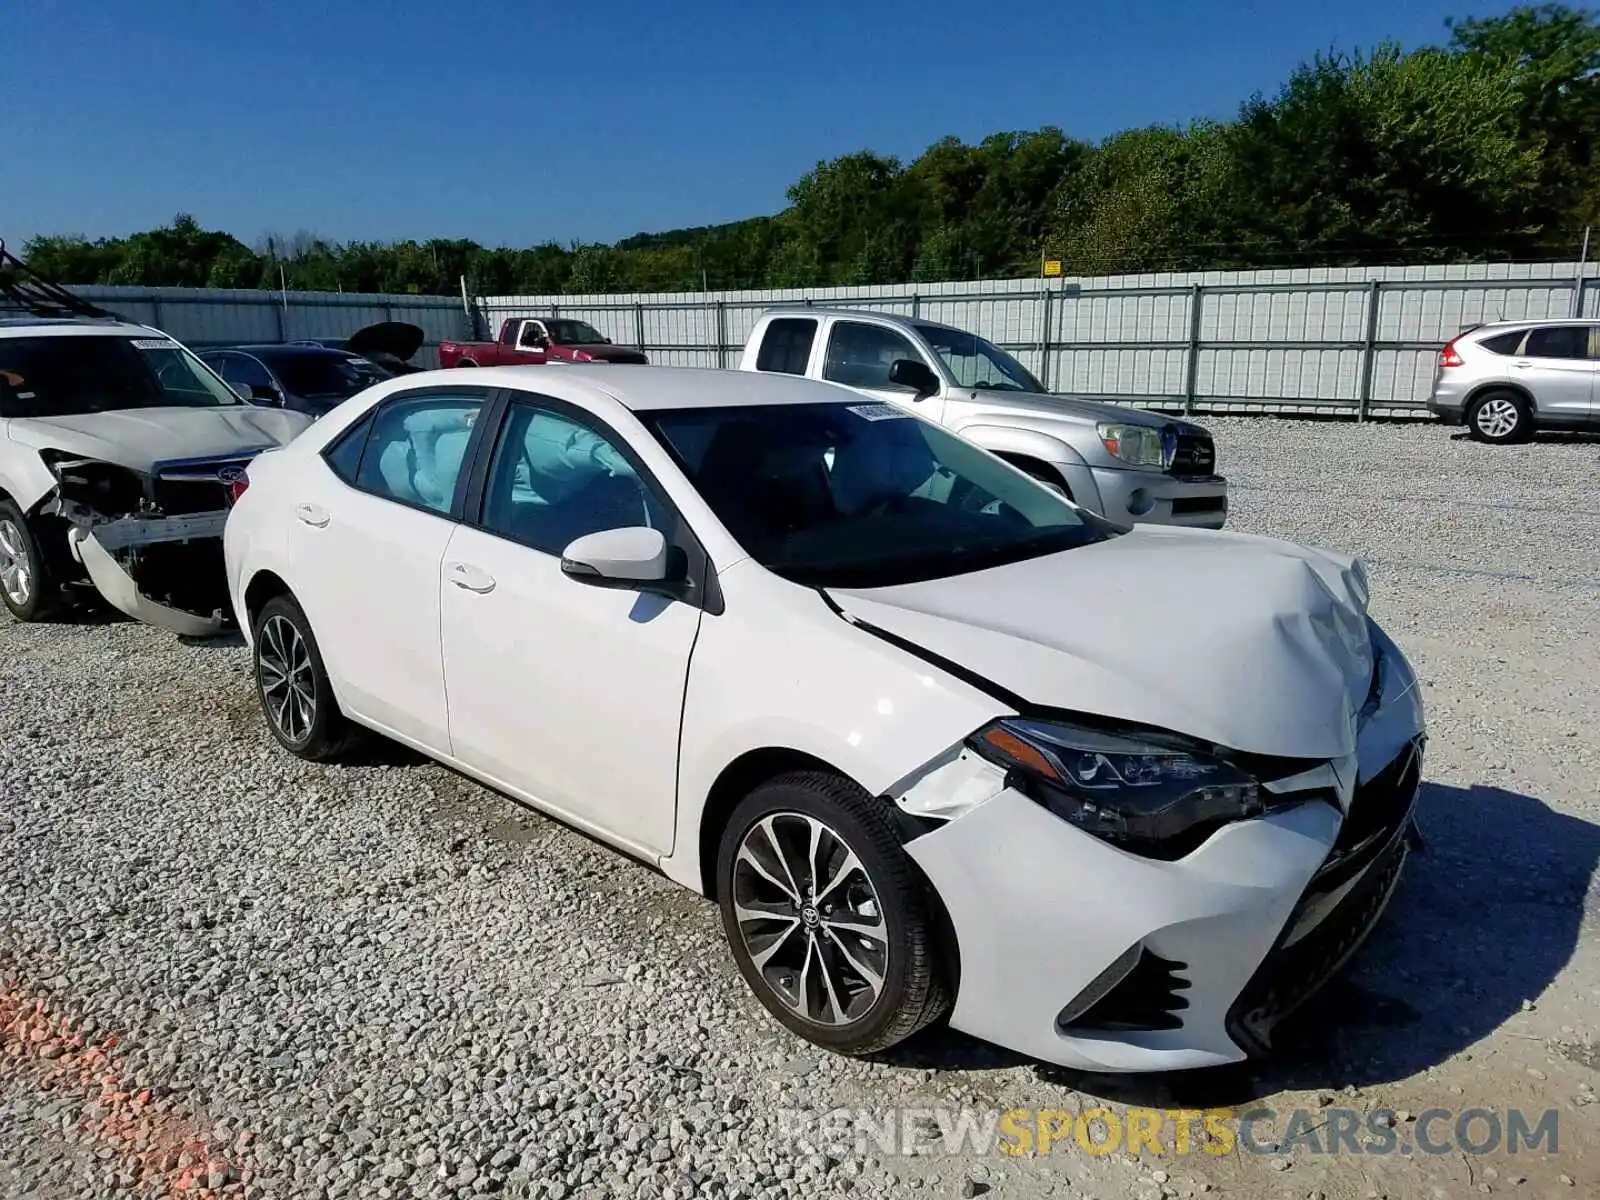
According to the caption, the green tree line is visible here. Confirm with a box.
[16,5,1600,296]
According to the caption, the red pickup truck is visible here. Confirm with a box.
[439,317,648,368]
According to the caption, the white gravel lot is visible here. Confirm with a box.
[2,418,1597,1200]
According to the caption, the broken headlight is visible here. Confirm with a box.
[967,717,1269,858]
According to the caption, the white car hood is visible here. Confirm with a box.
[827,526,1375,761]
[7,406,311,472]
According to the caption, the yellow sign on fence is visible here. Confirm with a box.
[1042,258,1063,277]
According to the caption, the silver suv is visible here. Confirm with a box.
[1427,319,1600,443]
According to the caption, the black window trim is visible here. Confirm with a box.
[459,387,724,615]
[316,384,497,524]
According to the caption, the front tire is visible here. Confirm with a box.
[0,501,59,622]
[716,771,951,1056]
[252,594,352,761]
[1466,390,1533,444]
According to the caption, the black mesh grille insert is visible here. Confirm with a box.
[1168,430,1215,476]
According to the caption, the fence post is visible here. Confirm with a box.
[912,293,921,319]
[1038,286,1052,392]
[1183,283,1204,416]
[1575,277,1588,319]
[272,295,285,343]
[148,291,164,333]
[1357,279,1382,423]
[634,301,646,351]
[715,298,728,369]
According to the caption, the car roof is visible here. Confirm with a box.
[427,364,866,412]
[757,305,961,337]
[0,318,163,339]
[1466,318,1600,332]
[208,344,354,357]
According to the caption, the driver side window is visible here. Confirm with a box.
[480,400,668,555]
[822,322,923,390]
[519,323,546,349]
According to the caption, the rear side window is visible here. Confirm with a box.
[1477,331,1526,355]
[1522,326,1592,360]
[755,318,817,375]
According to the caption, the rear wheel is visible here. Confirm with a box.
[0,500,59,622]
[1466,390,1532,444]
[252,594,353,761]
[716,771,951,1056]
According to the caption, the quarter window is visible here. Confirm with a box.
[755,318,817,375]
[323,413,374,484]
[479,401,668,555]
[822,322,924,390]
[1477,331,1526,355]
[353,394,485,514]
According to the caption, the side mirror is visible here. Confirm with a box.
[561,526,673,587]
[229,382,252,401]
[249,384,283,405]
[888,358,940,399]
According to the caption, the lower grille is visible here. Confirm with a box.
[1227,837,1407,1056]
[1063,949,1191,1033]
[1171,495,1226,516]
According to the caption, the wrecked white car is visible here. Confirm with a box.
[0,317,312,635]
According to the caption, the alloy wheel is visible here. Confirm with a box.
[258,614,316,744]
[0,518,33,607]
[1475,396,1521,440]
[731,812,889,1026]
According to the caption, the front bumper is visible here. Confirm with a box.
[1090,466,1228,530]
[67,511,230,638]
[904,645,1425,1073]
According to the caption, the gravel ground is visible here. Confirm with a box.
[2,419,1597,1200]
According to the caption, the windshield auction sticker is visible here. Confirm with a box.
[848,403,911,421]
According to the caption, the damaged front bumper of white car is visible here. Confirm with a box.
[45,455,253,637]
[893,622,1427,1073]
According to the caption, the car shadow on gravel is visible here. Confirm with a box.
[900,783,1600,1106]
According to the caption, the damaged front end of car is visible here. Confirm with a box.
[41,451,256,637]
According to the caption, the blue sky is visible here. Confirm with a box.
[3,0,1506,249]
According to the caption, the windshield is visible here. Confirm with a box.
[266,351,385,398]
[545,320,608,345]
[645,401,1114,589]
[915,323,1044,393]
[0,334,243,418]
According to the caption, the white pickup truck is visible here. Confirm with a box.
[738,307,1228,529]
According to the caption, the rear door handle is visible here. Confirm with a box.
[447,561,496,594]
[1512,360,1534,369]
[295,503,330,528]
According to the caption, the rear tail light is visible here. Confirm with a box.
[1439,339,1463,368]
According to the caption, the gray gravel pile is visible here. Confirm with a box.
[2,419,1597,1200]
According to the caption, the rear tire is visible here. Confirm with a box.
[716,770,951,1057]
[1466,390,1533,444]
[252,594,353,761]
[0,500,59,622]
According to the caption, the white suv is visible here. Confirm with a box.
[0,317,311,633]
[1427,319,1600,443]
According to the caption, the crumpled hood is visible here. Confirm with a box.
[8,406,313,473]
[564,344,648,364]
[828,526,1375,760]
[956,389,1201,432]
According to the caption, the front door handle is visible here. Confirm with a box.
[1512,360,1534,369]
[295,503,330,528]
[447,561,496,594]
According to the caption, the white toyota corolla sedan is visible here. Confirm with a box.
[223,365,1425,1073]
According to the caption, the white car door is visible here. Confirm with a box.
[819,318,947,424]
[288,386,490,753]
[1514,324,1597,421]
[438,394,705,856]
